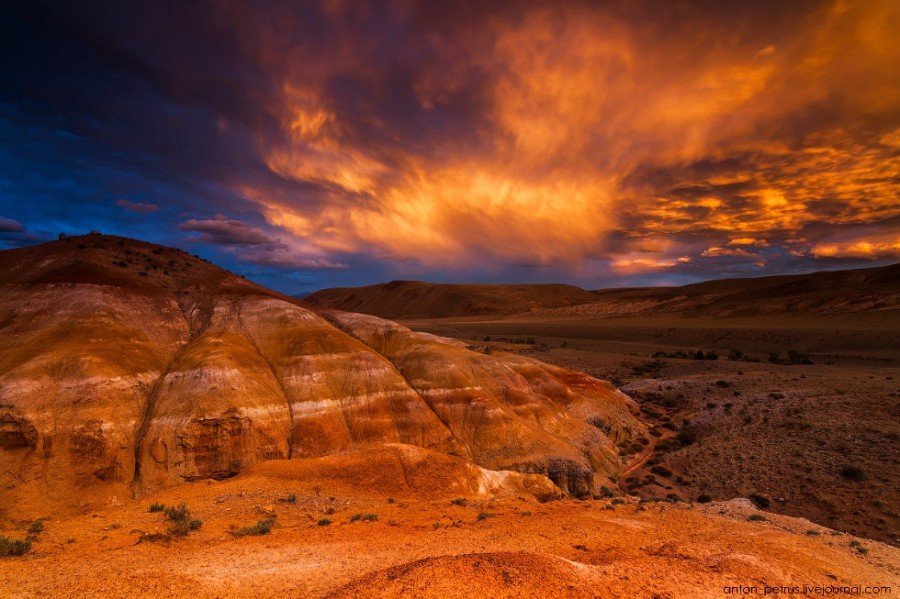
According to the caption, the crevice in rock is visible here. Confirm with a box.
[236,302,295,459]
[131,294,213,496]
[319,314,469,459]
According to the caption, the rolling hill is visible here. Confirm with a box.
[305,280,601,318]
[306,263,900,319]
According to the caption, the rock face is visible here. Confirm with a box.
[0,234,643,516]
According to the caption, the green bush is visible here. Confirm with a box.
[0,536,31,556]
[164,504,190,523]
[233,517,276,537]
[148,503,165,513]
[27,519,44,534]
[162,503,202,536]
[747,514,767,522]
[350,513,378,523]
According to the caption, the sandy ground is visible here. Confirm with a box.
[1,465,897,598]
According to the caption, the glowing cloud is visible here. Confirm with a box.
[230,0,900,276]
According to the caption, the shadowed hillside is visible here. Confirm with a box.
[305,280,601,318]
[306,264,900,319]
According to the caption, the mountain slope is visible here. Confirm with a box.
[578,262,900,317]
[305,280,601,318]
[0,234,642,518]
[306,263,900,318]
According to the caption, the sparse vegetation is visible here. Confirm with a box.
[148,503,165,513]
[839,466,865,482]
[749,494,771,509]
[451,498,468,506]
[0,536,32,557]
[161,503,203,536]
[652,349,718,361]
[233,517,276,536]
[650,465,672,478]
[350,513,378,522]
[317,518,332,527]
[476,512,494,521]
[696,494,712,504]
[27,519,44,534]
[769,350,813,365]
[747,514,767,522]
[632,359,666,376]
[676,426,697,446]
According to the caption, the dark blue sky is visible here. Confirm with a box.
[2,1,898,295]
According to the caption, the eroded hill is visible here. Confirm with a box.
[0,234,643,520]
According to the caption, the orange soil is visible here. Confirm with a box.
[1,452,897,598]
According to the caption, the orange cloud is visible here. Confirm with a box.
[226,0,900,274]
[812,238,900,259]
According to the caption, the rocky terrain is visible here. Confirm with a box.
[307,263,900,318]
[0,233,643,524]
[404,313,900,546]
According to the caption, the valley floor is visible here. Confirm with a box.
[404,312,900,546]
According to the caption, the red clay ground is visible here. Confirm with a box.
[1,452,897,598]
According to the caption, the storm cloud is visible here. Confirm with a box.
[1,0,897,293]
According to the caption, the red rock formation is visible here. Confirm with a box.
[0,234,643,517]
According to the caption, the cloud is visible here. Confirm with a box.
[179,215,274,246]
[179,215,346,269]
[116,199,159,214]
[0,217,25,233]
[728,238,767,247]
[701,247,759,259]
[238,0,900,274]
[812,239,900,260]
[4,0,900,285]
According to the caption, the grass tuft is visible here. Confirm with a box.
[233,517,276,537]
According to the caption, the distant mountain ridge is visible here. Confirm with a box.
[305,264,900,318]
[305,280,601,318]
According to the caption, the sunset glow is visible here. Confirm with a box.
[1,0,898,292]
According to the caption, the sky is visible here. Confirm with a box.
[1,0,898,295]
